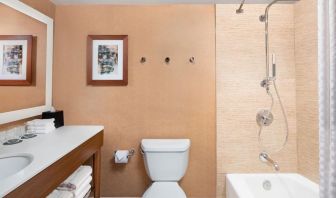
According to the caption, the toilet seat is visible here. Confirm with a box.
[142,182,187,198]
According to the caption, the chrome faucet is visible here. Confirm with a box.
[259,152,280,171]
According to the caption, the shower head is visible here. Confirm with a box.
[236,0,246,14]
[237,0,299,15]
[236,8,244,14]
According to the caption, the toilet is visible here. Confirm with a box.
[141,139,191,198]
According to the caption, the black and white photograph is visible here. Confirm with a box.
[87,35,128,86]
[2,45,23,75]
[0,35,32,85]
[97,45,118,75]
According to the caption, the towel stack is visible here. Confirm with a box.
[48,166,92,198]
[26,119,56,134]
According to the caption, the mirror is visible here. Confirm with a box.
[0,0,53,124]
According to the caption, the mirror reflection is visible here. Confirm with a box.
[0,3,47,113]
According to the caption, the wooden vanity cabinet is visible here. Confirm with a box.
[5,130,103,198]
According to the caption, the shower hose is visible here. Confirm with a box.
[258,79,289,153]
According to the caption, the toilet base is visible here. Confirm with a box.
[142,182,187,198]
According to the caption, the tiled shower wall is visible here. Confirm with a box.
[216,4,297,198]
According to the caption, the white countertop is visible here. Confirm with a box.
[0,125,104,197]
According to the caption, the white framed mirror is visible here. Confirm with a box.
[0,0,53,124]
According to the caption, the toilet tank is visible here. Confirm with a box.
[141,139,191,182]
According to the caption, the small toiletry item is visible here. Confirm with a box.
[42,110,64,128]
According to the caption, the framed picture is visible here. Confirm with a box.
[0,35,32,86]
[87,35,128,86]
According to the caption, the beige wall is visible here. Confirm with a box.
[21,0,55,18]
[294,0,319,182]
[0,4,47,113]
[53,5,216,197]
[216,4,297,198]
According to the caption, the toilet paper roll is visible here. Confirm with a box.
[114,150,129,163]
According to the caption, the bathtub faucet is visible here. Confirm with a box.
[259,152,280,171]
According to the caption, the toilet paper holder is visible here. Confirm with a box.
[114,149,135,159]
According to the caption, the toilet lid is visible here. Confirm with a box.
[142,182,187,198]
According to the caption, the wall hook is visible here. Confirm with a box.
[189,57,195,64]
[140,57,146,63]
[165,57,170,64]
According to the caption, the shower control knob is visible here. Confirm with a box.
[256,110,273,126]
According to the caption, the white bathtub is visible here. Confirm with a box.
[226,174,319,198]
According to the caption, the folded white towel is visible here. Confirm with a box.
[27,127,56,133]
[26,128,55,134]
[83,190,91,198]
[61,166,92,189]
[73,176,92,196]
[47,190,72,198]
[47,175,92,198]
[27,126,55,131]
[47,184,91,198]
[27,123,55,128]
[57,175,92,192]
[27,118,55,125]
[26,119,56,133]
[76,184,91,198]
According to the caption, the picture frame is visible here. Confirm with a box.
[87,35,128,86]
[0,35,32,86]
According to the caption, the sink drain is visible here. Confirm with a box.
[263,180,272,191]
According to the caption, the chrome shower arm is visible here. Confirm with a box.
[264,0,278,18]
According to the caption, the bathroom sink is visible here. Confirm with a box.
[0,154,33,179]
